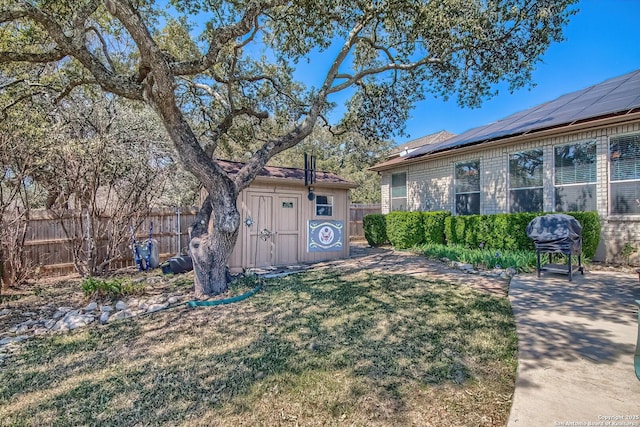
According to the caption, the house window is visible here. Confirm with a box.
[454,160,480,215]
[509,149,543,213]
[391,172,407,211]
[554,140,597,212]
[610,132,640,215]
[315,195,333,216]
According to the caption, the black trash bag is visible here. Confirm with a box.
[161,255,193,274]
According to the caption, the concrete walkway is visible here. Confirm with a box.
[508,269,640,426]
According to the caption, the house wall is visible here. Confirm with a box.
[227,182,351,272]
[380,120,640,264]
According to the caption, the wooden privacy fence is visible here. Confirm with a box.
[14,207,198,277]
[349,203,381,238]
[5,204,377,279]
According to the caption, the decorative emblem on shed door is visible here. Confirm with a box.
[308,220,343,252]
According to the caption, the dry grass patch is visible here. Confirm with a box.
[0,269,517,426]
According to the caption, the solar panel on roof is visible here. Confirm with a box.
[406,69,640,159]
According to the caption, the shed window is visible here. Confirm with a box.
[610,132,640,215]
[455,160,480,215]
[316,195,333,216]
[554,140,596,212]
[509,149,543,213]
[391,172,407,211]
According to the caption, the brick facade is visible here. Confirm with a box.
[379,120,640,264]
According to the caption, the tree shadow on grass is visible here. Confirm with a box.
[0,270,517,426]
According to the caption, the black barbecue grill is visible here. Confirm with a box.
[526,213,584,281]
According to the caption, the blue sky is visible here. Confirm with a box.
[390,0,640,145]
[288,0,640,146]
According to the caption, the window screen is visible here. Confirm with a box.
[610,132,640,214]
[455,160,480,215]
[554,140,596,212]
[391,172,407,211]
[509,149,543,213]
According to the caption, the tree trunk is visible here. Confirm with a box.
[189,193,240,297]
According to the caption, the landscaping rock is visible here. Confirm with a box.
[84,302,98,312]
[53,313,95,331]
[21,312,37,317]
[33,328,48,336]
[53,307,74,319]
[100,305,113,312]
[44,319,57,329]
[16,324,30,334]
[114,310,136,320]
[0,335,29,346]
[147,303,168,313]
[17,319,38,329]
[99,312,110,325]
[0,309,11,317]
[115,301,127,310]
[167,296,179,304]
[138,302,149,311]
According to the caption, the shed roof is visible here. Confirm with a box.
[371,69,640,171]
[217,160,358,188]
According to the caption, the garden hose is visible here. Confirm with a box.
[186,282,263,308]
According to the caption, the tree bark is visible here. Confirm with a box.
[189,193,239,297]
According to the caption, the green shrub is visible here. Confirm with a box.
[566,211,601,259]
[421,211,451,245]
[363,214,388,246]
[386,211,424,249]
[442,211,600,258]
[420,242,537,273]
[82,277,145,300]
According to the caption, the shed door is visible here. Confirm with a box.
[275,195,300,266]
[246,193,300,268]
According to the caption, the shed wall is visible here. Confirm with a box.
[228,182,350,272]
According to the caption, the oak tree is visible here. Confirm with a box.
[0,0,577,296]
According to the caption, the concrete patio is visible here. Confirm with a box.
[508,269,640,426]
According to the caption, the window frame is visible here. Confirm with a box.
[454,160,481,215]
[508,149,544,213]
[390,171,407,212]
[609,131,640,216]
[553,139,597,212]
[315,194,334,217]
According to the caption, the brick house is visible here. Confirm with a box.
[371,69,640,264]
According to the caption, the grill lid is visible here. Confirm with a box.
[526,213,583,253]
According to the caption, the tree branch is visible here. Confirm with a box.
[233,19,369,190]
[169,1,284,76]
[85,26,116,71]
[328,56,441,94]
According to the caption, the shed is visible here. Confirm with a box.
[210,160,358,272]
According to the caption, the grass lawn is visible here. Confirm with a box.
[0,268,517,426]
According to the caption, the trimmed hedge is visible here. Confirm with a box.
[443,211,601,258]
[566,211,601,259]
[366,210,601,258]
[422,211,451,245]
[363,214,388,246]
[386,211,424,249]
